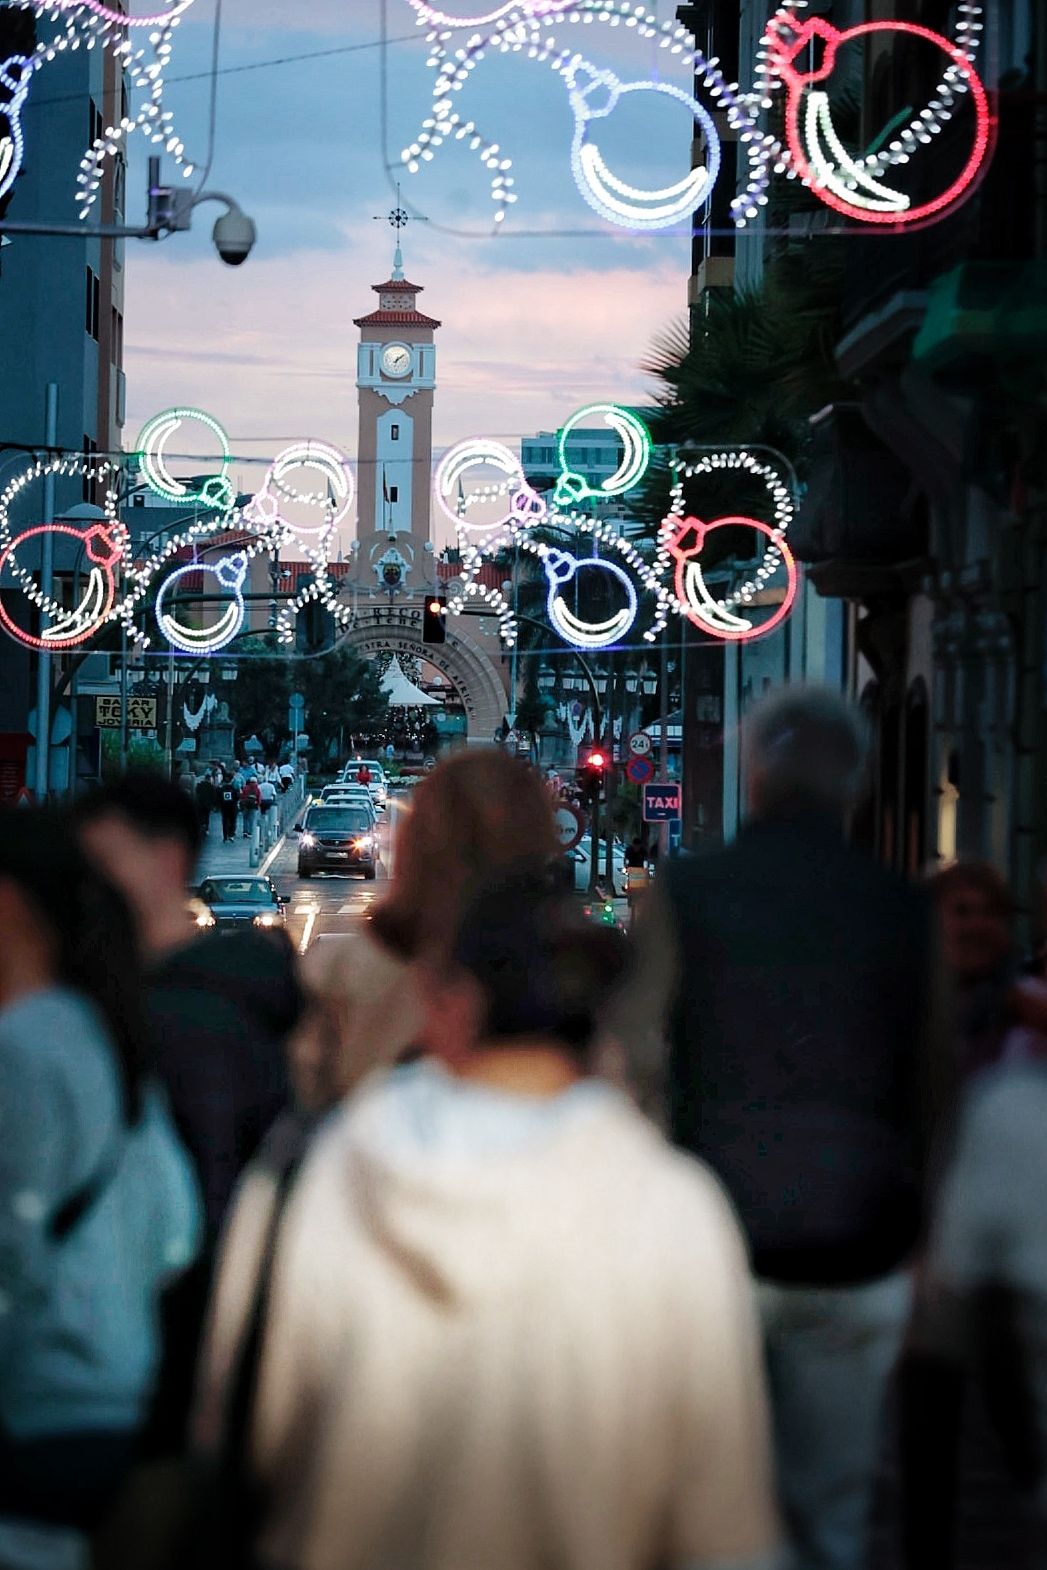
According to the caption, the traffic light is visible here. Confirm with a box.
[423,592,447,645]
[580,748,606,805]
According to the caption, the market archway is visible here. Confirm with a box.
[339,602,508,744]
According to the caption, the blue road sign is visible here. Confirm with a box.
[625,755,655,786]
[643,781,682,822]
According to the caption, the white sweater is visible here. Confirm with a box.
[204,1065,781,1570]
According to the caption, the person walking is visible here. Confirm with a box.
[74,775,298,1453]
[194,773,215,840]
[0,810,199,1565]
[277,761,294,795]
[657,686,943,1570]
[240,775,261,840]
[258,773,277,824]
[217,775,239,843]
[196,874,782,1570]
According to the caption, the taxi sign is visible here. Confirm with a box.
[642,781,682,822]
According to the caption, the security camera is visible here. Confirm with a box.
[212,207,257,266]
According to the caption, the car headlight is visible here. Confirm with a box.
[351,836,373,852]
[196,910,216,929]
[254,912,278,927]
[299,832,317,848]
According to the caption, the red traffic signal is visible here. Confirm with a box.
[585,750,606,771]
[423,592,448,645]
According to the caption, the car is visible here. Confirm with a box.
[196,875,288,933]
[568,836,627,895]
[340,760,388,810]
[296,804,379,879]
[321,784,375,808]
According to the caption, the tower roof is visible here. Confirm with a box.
[353,305,442,328]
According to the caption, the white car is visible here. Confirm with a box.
[322,783,375,809]
[341,760,388,810]
[569,836,627,894]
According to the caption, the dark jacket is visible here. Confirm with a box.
[143,929,299,1453]
[663,811,940,1285]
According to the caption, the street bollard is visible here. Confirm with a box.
[250,819,262,867]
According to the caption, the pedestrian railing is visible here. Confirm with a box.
[249,776,307,868]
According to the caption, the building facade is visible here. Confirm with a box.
[0,10,126,796]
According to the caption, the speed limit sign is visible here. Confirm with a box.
[629,730,653,758]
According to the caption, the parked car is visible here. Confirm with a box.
[296,804,378,879]
[569,836,627,894]
[196,875,288,932]
[340,760,388,810]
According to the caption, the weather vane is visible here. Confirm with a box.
[374,183,428,233]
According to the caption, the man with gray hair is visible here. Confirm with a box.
[660,684,941,1570]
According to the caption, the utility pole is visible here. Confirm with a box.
[33,383,59,800]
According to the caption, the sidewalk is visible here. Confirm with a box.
[195,779,306,882]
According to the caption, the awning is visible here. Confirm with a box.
[381,656,438,708]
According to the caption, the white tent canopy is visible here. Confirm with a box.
[381,655,438,708]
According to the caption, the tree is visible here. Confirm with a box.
[222,653,291,758]
[298,647,388,763]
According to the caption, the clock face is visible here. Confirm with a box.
[380,343,412,379]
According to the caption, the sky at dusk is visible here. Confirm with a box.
[121,0,697,507]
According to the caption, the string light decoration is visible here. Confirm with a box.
[400,0,762,230]
[0,519,125,650]
[137,407,234,509]
[434,438,528,536]
[252,440,356,543]
[8,1,198,221]
[0,55,31,203]
[566,62,720,230]
[554,402,652,506]
[542,548,638,649]
[401,0,990,232]
[154,550,248,655]
[738,0,990,229]
[406,0,573,22]
[657,451,798,643]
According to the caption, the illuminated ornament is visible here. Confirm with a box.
[543,550,638,650]
[0,57,32,204]
[137,407,233,507]
[566,63,720,231]
[554,403,651,506]
[0,521,124,651]
[6,1,200,219]
[666,516,798,642]
[435,439,526,537]
[155,551,248,655]
[246,441,355,545]
[746,5,991,228]
[402,0,759,231]
[406,0,572,22]
[51,0,194,23]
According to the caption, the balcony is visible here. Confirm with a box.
[912,261,1047,380]
[791,405,925,598]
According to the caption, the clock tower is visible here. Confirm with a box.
[354,241,440,543]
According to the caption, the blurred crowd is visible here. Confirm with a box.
[2,690,1047,1570]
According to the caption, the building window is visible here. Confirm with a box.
[88,98,104,149]
[111,306,123,365]
[389,485,399,503]
[391,424,399,441]
[114,155,126,222]
[82,437,98,503]
[85,267,100,340]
